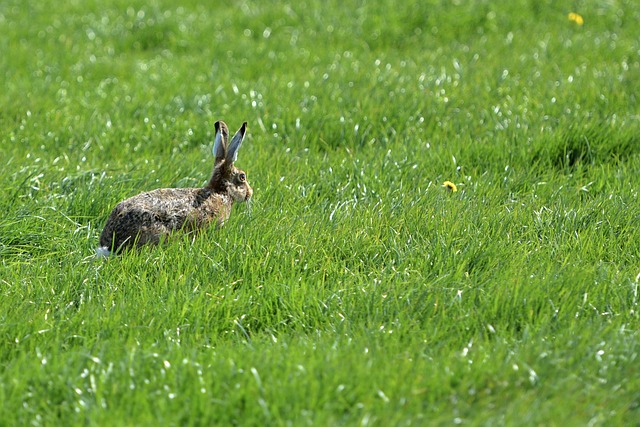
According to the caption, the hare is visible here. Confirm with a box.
[97,120,252,255]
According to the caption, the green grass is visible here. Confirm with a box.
[1,0,639,425]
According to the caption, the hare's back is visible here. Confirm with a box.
[114,187,204,224]
[123,188,198,211]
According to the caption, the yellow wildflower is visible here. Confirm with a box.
[442,181,457,192]
[568,12,584,26]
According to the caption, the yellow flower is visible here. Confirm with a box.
[442,181,457,192]
[568,12,584,26]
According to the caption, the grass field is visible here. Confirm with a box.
[1,0,639,425]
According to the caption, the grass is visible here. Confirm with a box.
[1,0,639,425]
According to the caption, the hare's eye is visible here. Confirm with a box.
[238,173,246,182]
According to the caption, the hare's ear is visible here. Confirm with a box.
[213,121,228,162]
[226,122,247,164]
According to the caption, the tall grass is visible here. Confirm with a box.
[1,0,639,425]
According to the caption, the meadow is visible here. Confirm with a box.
[1,0,639,425]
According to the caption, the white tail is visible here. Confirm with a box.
[95,246,111,258]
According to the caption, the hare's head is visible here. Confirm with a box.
[207,121,253,202]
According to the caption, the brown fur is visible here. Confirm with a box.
[99,121,252,254]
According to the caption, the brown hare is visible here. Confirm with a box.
[97,120,252,255]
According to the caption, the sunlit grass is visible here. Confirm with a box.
[1,0,639,425]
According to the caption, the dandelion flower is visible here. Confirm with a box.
[568,12,584,26]
[442,181,457,192]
